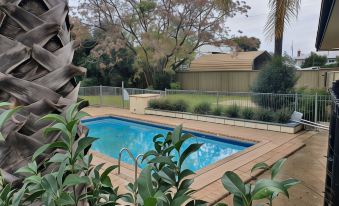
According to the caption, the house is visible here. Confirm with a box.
[195,45,231,59]
[295,50,339,67]
[188,51,271,71]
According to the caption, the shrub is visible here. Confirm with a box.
[241,107,255,120]
[252,56,298,110]
[153,72,172,90]
[274,109,292,123]
[212,107,223,116]
[254,109,274,122]
[171,99,189,112]
[170,82,181,90]
[225,104,240,118]
[193,102,211,114]
[148,99,161,109]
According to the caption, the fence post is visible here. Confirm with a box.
[99,85,103,106]
[165,88,167,96]
[122,81,125,109]
[315,93,318,124]
[294,93,298,112]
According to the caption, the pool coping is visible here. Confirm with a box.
[82,107,315,205]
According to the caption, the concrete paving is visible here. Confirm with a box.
[221,131,328,206]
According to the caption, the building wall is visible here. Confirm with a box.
[176,68,339,92]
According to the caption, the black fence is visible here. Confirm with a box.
[324,81,339,206]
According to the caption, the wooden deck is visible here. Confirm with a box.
[84,107,317,204]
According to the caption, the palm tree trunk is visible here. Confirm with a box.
[274,35,283,56]
[0,0,87,186]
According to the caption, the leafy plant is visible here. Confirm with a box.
[241,108,255,120]
[254,109,274,122]
[212,107,224,116]
[193,102,211,115]
[0,102,122,205]
[274,109,292,123]
[123,125,206,205]
[170,82,181,90]
[225,105,240,118]
[218,159,300,206]
[171,99,189,112]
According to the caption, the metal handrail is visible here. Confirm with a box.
[118,148,143,182]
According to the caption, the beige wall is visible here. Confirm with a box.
[176,68,339,92]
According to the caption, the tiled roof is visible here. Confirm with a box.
[189,51,269,71]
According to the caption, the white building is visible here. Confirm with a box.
[295,50,339,67]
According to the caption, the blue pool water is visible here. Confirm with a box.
[82,117,253,172]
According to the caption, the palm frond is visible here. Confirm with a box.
[264,0,301,40]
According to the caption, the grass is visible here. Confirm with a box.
[80,95,129,108]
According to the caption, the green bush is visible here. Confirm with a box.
[252,56,298,110]
[149,98,189,112]
[225,104,240,118]
[254,109,274,122]
[193,102,211,115]
[170,82,181,89]
[274,109,292,123]
[241,107,255,120]
[171,99,189,112]
[212,107,223,116]
[153,72,172,90]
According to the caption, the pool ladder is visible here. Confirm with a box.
[118,148,144,182]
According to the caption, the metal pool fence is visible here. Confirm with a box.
[79,86,331,123]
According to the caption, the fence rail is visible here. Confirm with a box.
[79,86,331,123]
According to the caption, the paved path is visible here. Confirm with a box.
[83,107,321,204]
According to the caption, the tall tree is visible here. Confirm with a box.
[77,0,250,87]
[232,36,261,51]
[0,0,87,188]
[265,0,301,56]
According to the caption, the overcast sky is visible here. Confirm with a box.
[226,0,323,57]
[70,0,327,57]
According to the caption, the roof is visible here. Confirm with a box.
[188,51,270,72]
[316,0,339,50]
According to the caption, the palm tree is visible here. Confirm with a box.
[0,0,86,185]
[265,0,301,56]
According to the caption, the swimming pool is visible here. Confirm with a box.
[82,117,254,172]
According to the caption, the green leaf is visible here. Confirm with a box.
[75,111,90,120]
[170,195,190,206]
[32,144,51,161]
[179,143,203,166]
[55,192,75,205]
[158,168,176,186]
[215,203,228,206]
[137,166,155,201]
[12,184,26,206]
[281,178,300,189]
[44,123,71,140]
[66,101,83,122]
[0,102,11,107]
[39,114,66,125]
[0,107,21,141]
[101,165,118,181]
[251,162,269,173]
[73,137,98,161]
[144,197,157,206]
[24,175,42,185]
[179,179,194,190]
[178,169,195,182]
[172,125,183,145]
[252,179,289,200]
[174,133,194,151]
[63,174,90,187]
[271,159,287,179]
[149,156,176,168]
[221,172,247,198]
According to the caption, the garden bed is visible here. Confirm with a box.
[145,108,303,134]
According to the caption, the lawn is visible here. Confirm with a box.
[80,95,129,108]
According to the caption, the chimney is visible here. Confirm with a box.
[297,50,301,57]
